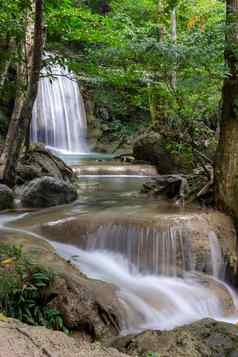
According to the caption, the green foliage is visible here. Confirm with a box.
[0,244,68,333]
[44,0,225,139]
[144,352,160,357]
[0,0,227,150]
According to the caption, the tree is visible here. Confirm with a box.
[3,0,44,187]
[215,0,238,218]
[1,3,35,162]
[171,5,177,90]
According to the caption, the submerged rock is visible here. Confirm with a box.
[111,318,238,357]
[0,184,14,210]
[21,176,78,208]
[0,318,129,357]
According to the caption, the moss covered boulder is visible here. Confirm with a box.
[133,133,194,174]
[111,318,238,357]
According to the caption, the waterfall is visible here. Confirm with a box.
[51,232,238,334]
[31,58,89,153]
[86,224,193,276]
[51,224,238,334]
[209,231,225,279]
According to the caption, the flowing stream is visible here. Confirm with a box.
[9,57,238,333]
[4,176,238,334]
[51,227,238,334]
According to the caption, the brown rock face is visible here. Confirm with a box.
[110,319,238,357]
[47,275,123,341]
[0,318,129,357]
[16,146,74,184]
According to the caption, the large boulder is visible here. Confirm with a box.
[111,318,238,357]
[133,133,193,174]
[16,146,74,184]
[0,184,14,210]
[47,275,123,341]
[0,318,129,357]
[21,176,78,208]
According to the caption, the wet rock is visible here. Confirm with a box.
[16,146,74,184]
[133,133,193,174]
[21,176,78,208]
[111,319,238,357]
[0,318,129,357]
[47,275,123,341]
[0,184,14,210]
[28,208,237,279]
[187,272,235,316]
[141,175,189,200]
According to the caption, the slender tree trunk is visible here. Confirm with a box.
[215,0,238,217]
[171,6,177,90]
[3,0,43,187]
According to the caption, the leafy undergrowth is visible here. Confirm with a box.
[0,243,68,333]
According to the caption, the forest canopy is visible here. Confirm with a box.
[44,0,225,129]
[0,0,225,130]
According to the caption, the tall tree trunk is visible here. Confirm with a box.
[171,6,177,90]
[3,0,43,187]
[215,0,238,217]
[0,5,35,163]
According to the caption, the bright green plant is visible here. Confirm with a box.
[0,244,68,333]
[144,352,160,357]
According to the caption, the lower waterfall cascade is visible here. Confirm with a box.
[51,223,238,334]
[31,57,89,154]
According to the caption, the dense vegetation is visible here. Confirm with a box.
[45,0,225,140]
[0,0,225,141]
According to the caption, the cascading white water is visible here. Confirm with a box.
[86,224,193,276]
[209,231,225,279]
[31,58,89,153]
[51,226,238,334]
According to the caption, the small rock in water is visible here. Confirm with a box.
[21,176,78,208]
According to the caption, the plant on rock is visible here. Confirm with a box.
[0,243,68,333]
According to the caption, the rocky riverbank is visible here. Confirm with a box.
[1,226,238,356]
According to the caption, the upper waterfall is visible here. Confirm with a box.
[31,57,89,153]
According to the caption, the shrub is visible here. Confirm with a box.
[0,243,68,333]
